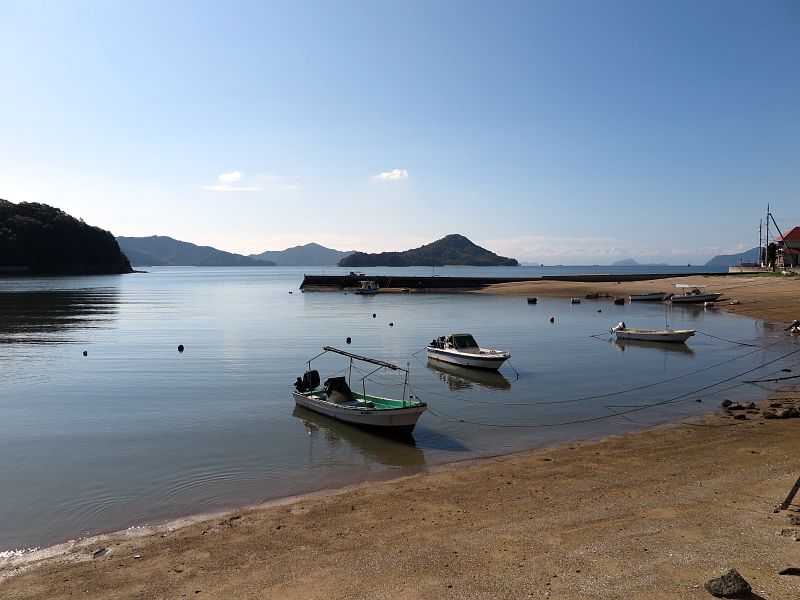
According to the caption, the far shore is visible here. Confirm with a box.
[475,273,800,324]
[1,274,798,599]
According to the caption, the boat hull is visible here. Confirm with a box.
[629,293,670,301]
[670,292,723,304]
[291,391,426,433]
[426,347,510,370]
[612,329,695,343]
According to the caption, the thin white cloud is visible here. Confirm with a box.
[372,168,409,181]
[202,185,268,192]
[218,170,242,183]
[202,171,300,192]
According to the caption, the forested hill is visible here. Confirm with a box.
[338,234,518,267]
[251,242,354,266]
[117,236,276,267]
[705,247,761,267]
[0,200,132,275]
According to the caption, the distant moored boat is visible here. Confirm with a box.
[629,292,671,302]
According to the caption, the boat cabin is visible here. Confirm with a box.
[431,333,480,353]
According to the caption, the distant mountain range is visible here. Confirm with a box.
[1,199,131,275]
[704,246,761,267]
[117,236,275,267]
[338,234,518,267]
[611,259,669,267]
[250,243,355,266]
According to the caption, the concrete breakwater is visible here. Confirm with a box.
[300,272,727,290]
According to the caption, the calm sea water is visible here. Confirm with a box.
[0,266,796,552]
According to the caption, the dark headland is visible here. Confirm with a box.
[0,200,132,276]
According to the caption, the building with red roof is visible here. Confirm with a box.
[776,226,800,268]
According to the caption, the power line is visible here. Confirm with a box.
[421,345,800,428]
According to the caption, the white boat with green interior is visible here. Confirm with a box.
[291,346,427,434]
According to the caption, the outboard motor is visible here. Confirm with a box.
[302,370,320,391]
[611,321,626,333]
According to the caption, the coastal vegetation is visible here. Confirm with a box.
[116,236,276,267]
[338,234,518,267]
[0,199,132,275]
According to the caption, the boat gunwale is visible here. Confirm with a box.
[292,389,427,412]
[426,346,511,361]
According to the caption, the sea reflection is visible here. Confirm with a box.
[610,339,696,355]
[426,359,514,391]
[0,288,119,344]
[292,406,426,468]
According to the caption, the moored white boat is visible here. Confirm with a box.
[670,285,722,304]
[610,321,695,343]
[291,346,426,434]
[427,333,510,370]
[353,280,379,294]
[629,292,671,301]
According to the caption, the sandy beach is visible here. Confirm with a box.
[478,273,800,323]
[2,275,799,599]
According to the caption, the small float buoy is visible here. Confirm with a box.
[289,291,292,294]
[372,313,376,318]
[346,337,352,344]
[597,309,602,313]
[527,297,537,304]
[83,350,88,357]
[570,297,580,304]
[389,322,394,327]
[549,316,555,323]
[178,344,185,353]
[613,298,625,305]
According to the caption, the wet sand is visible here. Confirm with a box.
[1,275,799,599]
[477,273,800,323]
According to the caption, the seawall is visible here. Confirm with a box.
[300,272,728,290]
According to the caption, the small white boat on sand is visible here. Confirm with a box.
[292,347,426,435]
[353,280,379,295]
[629,292,671,302]
[670,285,723,304]
[427,333,510,370]
[610,321,695,343]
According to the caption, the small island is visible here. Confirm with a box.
[338,234,518,267]
[0,200,132,275]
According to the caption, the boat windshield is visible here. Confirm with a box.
[451,334,479,351]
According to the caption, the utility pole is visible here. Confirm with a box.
[765,204,771,268]
[759,219,763,266]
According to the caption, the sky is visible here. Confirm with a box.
[1,0,798,265]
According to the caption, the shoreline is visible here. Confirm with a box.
[474,273,800,324]
[1,275,798,598]
[2,394,798,598]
